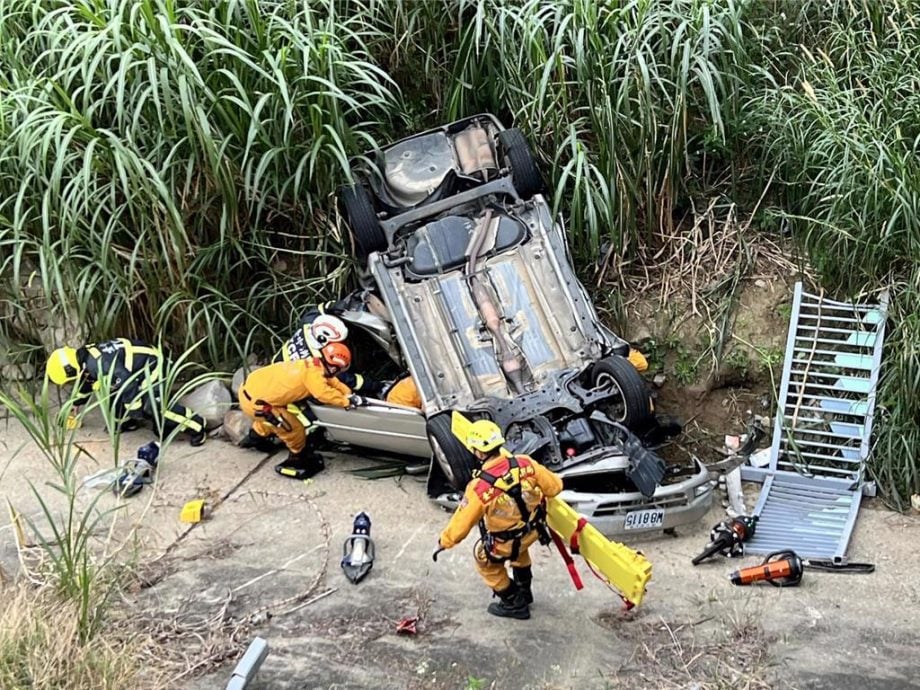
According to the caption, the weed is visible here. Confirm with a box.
[759,346,784,377]
[465,676,487,690]
[725,348,752,379]
[674,345,702,386]
[776,302,793,322]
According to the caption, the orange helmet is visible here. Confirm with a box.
[320,342,351,373]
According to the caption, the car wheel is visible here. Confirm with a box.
[340,184,386,263]
[498,128,546,198]
[591,355,654,429]
[426,413,477,491]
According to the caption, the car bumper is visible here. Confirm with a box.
[558,461,714,538]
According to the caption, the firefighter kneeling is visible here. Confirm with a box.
[432,413,562,620]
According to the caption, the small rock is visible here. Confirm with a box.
[222,409,252,445]
[755,279,767,288]
[652,373,667,387]
[231,361,264,400]
[179,380,232,429]
[911,494,920,512]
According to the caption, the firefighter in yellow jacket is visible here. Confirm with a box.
[383,374,422,409]
[238,342,363,479]
[432,413,563,619]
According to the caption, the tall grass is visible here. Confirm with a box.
[444,0,751,257]
[743,0,920,505]
[0,0,401,369]
[0,583,140,689]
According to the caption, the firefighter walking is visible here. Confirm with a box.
[45,339,206,445]
[239,342,364,479]
[432,413,563,619]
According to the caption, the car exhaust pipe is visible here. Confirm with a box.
[465,210,529,393]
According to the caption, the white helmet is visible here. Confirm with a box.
[308,314,348,349]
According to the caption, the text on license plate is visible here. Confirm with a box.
[623,508,664,530]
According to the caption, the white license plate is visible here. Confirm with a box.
[623,508,664,530]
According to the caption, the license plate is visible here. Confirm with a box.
[623,508,664,530]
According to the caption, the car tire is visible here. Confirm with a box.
[340,184,386,263]
[426,412,477,491]
[591,355,654,429]
[498,128,546,198]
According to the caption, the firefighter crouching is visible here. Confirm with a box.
[238,342,365,479]
[432,414,563,620]
[45,339,206,445]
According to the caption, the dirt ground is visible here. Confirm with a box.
[2,408,919,690]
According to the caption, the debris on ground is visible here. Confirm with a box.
[180,499,209,523]
[396,616,419,635]
[225,637,269,690]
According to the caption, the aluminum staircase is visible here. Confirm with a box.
[741,282,889,562]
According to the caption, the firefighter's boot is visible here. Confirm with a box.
[487,582,530,620]
[513,566,534,605]
[239,428,277,453]
[275,449,325,480]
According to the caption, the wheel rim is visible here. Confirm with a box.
[594,371,628,422]
[431,436,456,485]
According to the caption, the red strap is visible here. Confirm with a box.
[549,528,583,590]
[557,520,635,610]
[569,517,588,554]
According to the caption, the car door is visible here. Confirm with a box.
[308,401,431,458]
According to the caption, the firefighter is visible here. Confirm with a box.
[273,303,383,398]
[432,414,563,619]
[238,341,364,479]
[45,339,206,445]
[382,374,422,409]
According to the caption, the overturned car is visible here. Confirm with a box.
[308,114,712,536]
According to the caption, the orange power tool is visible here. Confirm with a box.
[730,549,875,587]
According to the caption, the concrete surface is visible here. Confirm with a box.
[2,411,919,689]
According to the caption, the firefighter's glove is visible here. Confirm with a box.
[348,394,366,409]
[432,543,445,563]
[65,413,81,430]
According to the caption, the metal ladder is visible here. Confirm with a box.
[740,282,889,562]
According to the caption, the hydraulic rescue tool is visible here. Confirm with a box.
[546,497,652,608]
[114,441,160,498]
[341,512,376,584]
[692,516,758,565]
[729,549,875,587]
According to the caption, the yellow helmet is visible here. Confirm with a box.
[451,411,504,453]
[46,347,79,385]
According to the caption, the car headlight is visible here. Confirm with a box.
[694,481,714,497]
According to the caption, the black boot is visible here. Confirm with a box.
[513,566,533,605]
[239,428,277,453]
[275,450,325,480]
[487,582,530,620]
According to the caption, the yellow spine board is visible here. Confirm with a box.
[546,497,652,607]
